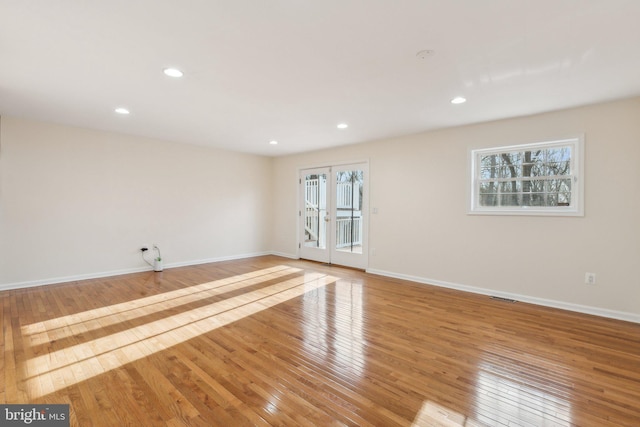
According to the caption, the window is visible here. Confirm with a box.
[469,137,584,216]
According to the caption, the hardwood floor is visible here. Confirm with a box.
[1,255,639,426]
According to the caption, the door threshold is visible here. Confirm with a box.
[299,258,366,272]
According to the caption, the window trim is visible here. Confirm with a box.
[468,136,584,216]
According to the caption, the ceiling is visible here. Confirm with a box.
[1,1,640,157]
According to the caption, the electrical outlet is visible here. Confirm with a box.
[585,272,596,285]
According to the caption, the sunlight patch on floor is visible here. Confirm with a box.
[473,362,572,426]
[412,401,486,427]
[22,265,301,345]
[411,359,572,426]
[22,267,336,399]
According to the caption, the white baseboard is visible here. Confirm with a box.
[366,268,640,324]
[269,251,299,260]
[7,254,634,324]
[0,251,273,292]
[165,251,273,269]
[0,266,152,292]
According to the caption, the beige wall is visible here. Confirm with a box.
[2,98,639,320]
[0,117,273,287]
[272,97,640,319]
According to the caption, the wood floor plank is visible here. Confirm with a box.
[0,255,639,426]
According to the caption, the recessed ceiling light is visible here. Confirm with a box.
[163,68,184,78]
[269,140,278,145]
[451,96,467,104]
[114,107,130,115]
[337,123,348,129]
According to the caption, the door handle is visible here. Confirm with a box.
[324,216,330,222]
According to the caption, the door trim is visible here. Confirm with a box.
[298,162,369,269]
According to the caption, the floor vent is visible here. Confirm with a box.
[490,296,518,303]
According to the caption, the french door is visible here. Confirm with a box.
[299,163,368,269]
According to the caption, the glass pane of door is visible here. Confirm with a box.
[303,172,327,249]
[335,169,363,254]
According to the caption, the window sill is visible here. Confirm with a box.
[468,207,584,217]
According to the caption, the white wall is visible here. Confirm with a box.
[272,97,640,320]
[2,98,639,321]
[0,117,273,287]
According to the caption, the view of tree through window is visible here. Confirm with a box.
[471,137,583,215]
[479,146,572,207]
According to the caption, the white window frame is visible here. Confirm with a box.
[469,136,584,216]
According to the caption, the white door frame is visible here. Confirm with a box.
[298,162,369,269]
